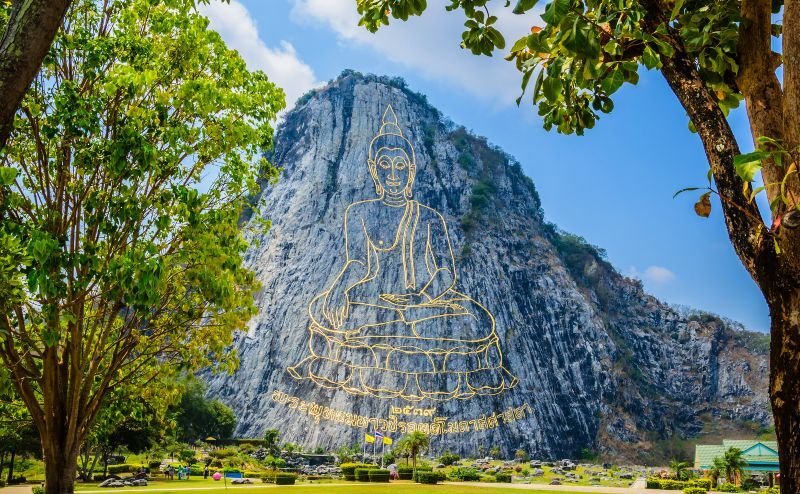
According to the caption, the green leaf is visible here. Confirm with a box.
[601,67,624,94]
[511,36,528,52]
[0,166,18,186]
[734,151,767,182]
[513,0,539,14]
[642,46,660,69]
[542,76,563,101]
[673,187,703,199]
[670,0,685,19]
[541,0,569,24]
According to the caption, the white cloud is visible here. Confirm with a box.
[290,0,537,106]
[628,265,677,285]
[199,0,322,110]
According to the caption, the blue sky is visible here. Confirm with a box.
[199,0,770,332]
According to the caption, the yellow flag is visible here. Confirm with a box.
[383,436,392,445]
[365,433,375,443]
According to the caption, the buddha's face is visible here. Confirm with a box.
[373,147,413,197]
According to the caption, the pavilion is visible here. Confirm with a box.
[695,439,780,485]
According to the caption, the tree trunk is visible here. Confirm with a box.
[767,287,800,494]
[647,14,800,492]
[43,439,79,494]
[0,0,72,150]
[6,449,15,483]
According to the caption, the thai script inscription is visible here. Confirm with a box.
[271,390,532,435]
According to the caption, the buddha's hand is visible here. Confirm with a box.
[379,292,431,308]
[323,286,349,329]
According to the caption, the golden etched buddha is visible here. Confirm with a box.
[288,106,517,402]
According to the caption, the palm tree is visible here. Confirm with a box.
[394,437,411,466]
[723,447,747,485]
[400,431,430,472]
[670,459,690,480]
[709,456,726,486]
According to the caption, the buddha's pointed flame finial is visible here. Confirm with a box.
[379,104,403,137]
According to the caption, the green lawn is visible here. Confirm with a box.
[71,479,584,494]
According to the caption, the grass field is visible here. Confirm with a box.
[73,483,583,494]
[68,478,588,494]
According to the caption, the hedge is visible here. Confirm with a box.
[107,464,134,474]
[683,489,707,494]
[448,467,481,481]
[646,478,714,491]
[692,479,712,490]
[495,472,512,483]
[411,467,433,482]
[275,473,297,486]
[354,468,373,482]
[397,467,413,480]
[368,470,390,482]
[340,463,372,481]
[259,472,277,483]
[718,484,739,492]
[416,472,439,485]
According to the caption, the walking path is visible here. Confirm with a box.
[0,486,32,494]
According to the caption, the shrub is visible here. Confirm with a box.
[354,468,372,482]
[496,472,512,483]
[259,472,276,483]
[368,469,390,482]
[107,464,133,474]
[646,478,662,489]
[243,471,263,478]
[274,473,297,486]
[690,479,713,490]
[305,475,332,481]
[0,480,5,488]
[416,472,438,485]
[32,487,44,494]
[449,467,481,481]
[411,466,433,482]
[660,479,688,490]
[397,467,413,480]
[439,451,460,466]
[148,461,161,469]
[340,463,371,481]
[718,483,739,492]
[764,488,780,494]
[682,488,707,494]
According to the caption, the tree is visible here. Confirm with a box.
[0,0,284,492]
[489,446,501,459]
[709,456,727,487]
[439,450,460,466]
[0,0,73,151]
[669,459,690,480]
[515,449,530,463]
[723,447,748,485]
[171,377,237,442]
[263,429,280,456]
[396,431,430,472]
[354,1,800,490]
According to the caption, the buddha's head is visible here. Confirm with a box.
[368,105,416,199]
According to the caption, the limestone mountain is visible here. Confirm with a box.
[206,71,771,461]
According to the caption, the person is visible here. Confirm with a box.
[288,105,517,401]
[168,465,175,480]
[203,465,209,480]
[184,466,190,480]
[388,463,398,480]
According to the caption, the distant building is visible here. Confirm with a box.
[695,439,780,486]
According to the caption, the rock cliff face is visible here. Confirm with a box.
[206,71,771,461]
